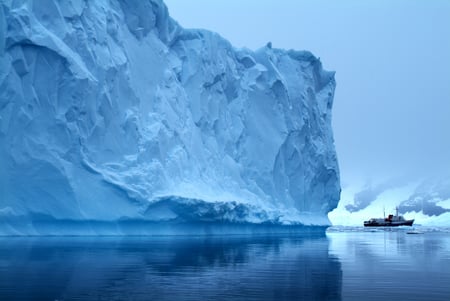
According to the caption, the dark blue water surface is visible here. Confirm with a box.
[0,229,449,300]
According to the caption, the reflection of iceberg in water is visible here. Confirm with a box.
[0,234,342,300]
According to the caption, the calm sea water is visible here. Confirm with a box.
[0,229,449,300]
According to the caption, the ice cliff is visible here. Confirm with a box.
[0,0,340,234]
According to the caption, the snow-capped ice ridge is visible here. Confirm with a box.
[0,0,340,234]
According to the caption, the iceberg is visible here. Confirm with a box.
[0,0,340,235]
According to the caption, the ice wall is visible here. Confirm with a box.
[0,0,340,234]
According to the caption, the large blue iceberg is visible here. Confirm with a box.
[0,0,340,234]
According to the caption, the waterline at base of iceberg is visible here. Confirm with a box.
[1,196,332,235]
[0,218,328,236]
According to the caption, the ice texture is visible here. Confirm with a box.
[0,0,340,234]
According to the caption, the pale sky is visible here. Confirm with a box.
[165,0,450,187]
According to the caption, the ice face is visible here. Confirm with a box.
[0,0,340,234]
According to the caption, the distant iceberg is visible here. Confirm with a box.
[0,0,340,235]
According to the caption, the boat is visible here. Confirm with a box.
[364,207,414,227]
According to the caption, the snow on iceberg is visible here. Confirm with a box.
[0,0,340,235]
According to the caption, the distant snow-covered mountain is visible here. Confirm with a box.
[329,178,450,226]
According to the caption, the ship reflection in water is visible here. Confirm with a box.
[0,233,342,301]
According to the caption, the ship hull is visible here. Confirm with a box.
[364,220,414,227]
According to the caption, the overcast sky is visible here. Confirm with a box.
[165,0,450,187]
